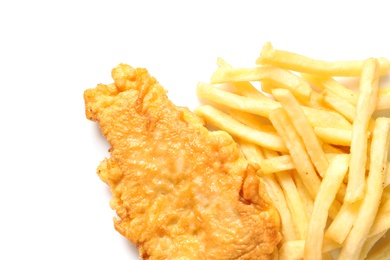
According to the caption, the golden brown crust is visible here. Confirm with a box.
[84,64,281,259]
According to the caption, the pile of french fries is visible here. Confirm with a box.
[195,42,390,260]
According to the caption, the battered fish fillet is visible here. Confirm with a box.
[84,64,281,259]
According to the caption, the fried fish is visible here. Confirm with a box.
[84,64,281,259]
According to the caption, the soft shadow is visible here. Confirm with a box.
[121,237,141,259]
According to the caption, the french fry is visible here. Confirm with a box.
[228,109,273,132]
[275,170,308,240]
[260,153,340,174]
[376,93,390,111]
[194,105,287,152]
[260,155,295,174]
[321,90,356,123]
[292,172,314,220]
[339,117,390,259]
[257,42,390,76]
[301,73,359,105]
[376,88,390,116]
[301,106,352,130]
[314,127,352,146]
[272,88,329,177]
[304,154,349,259]
[197,81,279,118]
[345,58,380,203]
[216,57,268,100]
[210,65,312,102]
[369,193,390,237]
[325,200,362,244]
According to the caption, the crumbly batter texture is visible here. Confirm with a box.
[84,64,281,259]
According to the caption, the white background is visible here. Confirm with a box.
[1,1,390,259]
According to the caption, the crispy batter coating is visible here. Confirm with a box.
[84,64,281,259]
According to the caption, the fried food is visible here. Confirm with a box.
[84,64,281,259]
[198,42,390,259]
